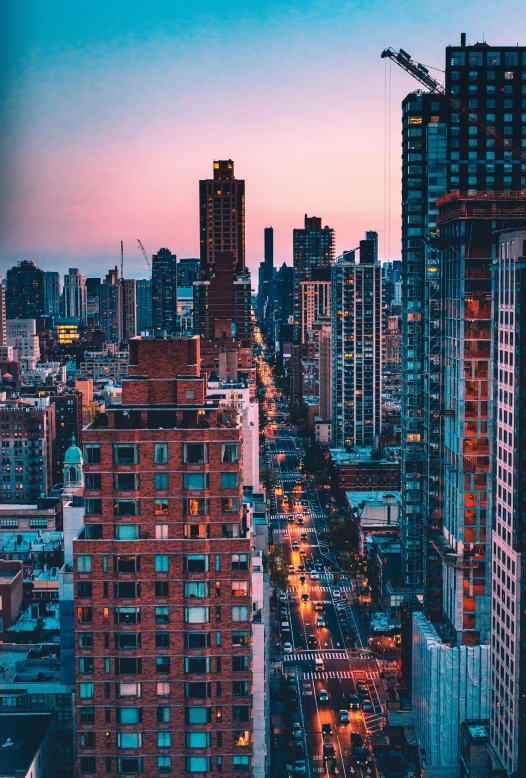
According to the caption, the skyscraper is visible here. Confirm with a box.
[99,267,122,344]
[136,279,152,334]
[194,253,252,346]
[63,268,88,324]
[199,160,245,279]
[264,227,274,282]
[178,258,201,289]
[331,240,382,449]
[293,215,334,341]
[0,277,6,347]
[120,278,137,343]
[44,271,61,316]
[299,280,331,345]
[6,260,44,320]
[257,228,274,325]
[365,230,378,263]
[74,337,253,777]
[399,38,526,602]
[86,278,101,324]
[490,229,526,776]
[152,247,177,336]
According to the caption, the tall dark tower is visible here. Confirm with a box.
[264,227,274,282]
[6,260,44,320]
[292,215,335,342]
[199,160,245,279]
[151,247,177,336]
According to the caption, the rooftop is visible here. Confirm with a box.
[0,712,53,775]
[330,447,397,466]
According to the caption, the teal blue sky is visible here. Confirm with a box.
[0,1,523,278]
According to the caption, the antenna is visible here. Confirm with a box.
[120,240,124,279]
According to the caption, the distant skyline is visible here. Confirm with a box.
[0,0,524,279]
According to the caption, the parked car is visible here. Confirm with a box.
[332,589,342,599]
[351,732,364,747]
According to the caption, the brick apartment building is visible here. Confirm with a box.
[74,337,253,777]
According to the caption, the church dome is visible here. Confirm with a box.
[64,434,83,465]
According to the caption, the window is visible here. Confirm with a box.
[183,523,209,539]
[184,555,209,573]
[84,445,101,464]
[117,758,142,775]
[154,443,168,464]
[505,71,514,80]
[185,632,211,649]
[115,632,140,649]
[157,706,171,723]
[232,581,249,597]
[183,443,208,464]
[184,473,209,490]
[233,681,250,697]
[232,705,250,722]
[85,499,102,516]
[222,497,239,514]
[234,730,250,747]
[155,555,169,573]
[77,555,92,573]
[114,473,139,491]
[117,707,142,724]
[184,606,210,624]
[118,682,141,698]
[185,682,211,699]
[155,499,169,515]
[79,683,94,699]
[155,472,169,490]
[115,555,139,573]
[157,731,171,748]
[155,581,169,597]
[113,444,138,465]
[221,472,238,489]
[77,607,93,624]
[79,657,94,674]
[233,655,250,672]
[232,554,249,571]
[505,51,519,66]
[156,657,170,673]
[186,757,211,773]
[232,631,250,647]
[155,524,168,539]
[233,756,250,772]
[80,706,95,724]
[186,732,211,748]
[157,682,170,697]
[232,606,250,622]
[114,499,140,517]
[85,473,102,490]
[155,607,169,624]
[77,582,93,598]
[185,656,211,674]
[79,633,94,649]
[114,607,141,625]
[117,732,142,749]
[221,443,238,463]
[487,52,501,66]
[186,390,195,400]
[114,524,140,540]
[184,581,209,598]
[185,706,211,724]
[158,756,171,773]
[156,632,170,649]
[183,498,209,516]
[80,757,96,774]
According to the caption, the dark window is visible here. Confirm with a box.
[232,655,250,672]
[155,632,170,648]
[113,444,138,465]
[80,731,96,748]
[114,582,140,599]
[84,445,100,465]
[115,555,140,573]
[185,682,211,699]
[233,681,250,697]
[183,443,208,464]
[114,473,139,491]
[156,657,170,673]
[85,473,102,490]
[80,756,96,773]
[77,582,92,598]
[185,632,211,649]
[85,499,102,516]
[155,581,169,598]
[115,633,141,650]
[80,706,95,724]
[115,657,142,675]
[232,705,250,722]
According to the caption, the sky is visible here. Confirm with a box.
[0,0,524,282]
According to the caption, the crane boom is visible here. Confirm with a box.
[137,239,152,273]
[381,47,526,165]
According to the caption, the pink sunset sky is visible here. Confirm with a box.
[0,0,523,283]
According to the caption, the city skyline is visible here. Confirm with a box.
[1,1,524,278]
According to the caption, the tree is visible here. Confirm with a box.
[261,467,278,492]
[268,548,289,592]
[321,514,353,553]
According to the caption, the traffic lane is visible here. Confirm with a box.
[309,671,360,778]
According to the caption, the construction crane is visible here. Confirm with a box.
[381,46,526,165]
[137,239,152,273]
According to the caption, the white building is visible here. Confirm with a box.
[6,319,40,371]
[63,268,87,323]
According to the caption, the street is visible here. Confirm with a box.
[255,334,388,778]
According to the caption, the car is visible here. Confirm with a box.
[279,592,288,602]
[307,635,317,649]
[319,688,329,703]
[288,565,295,573]
[322,723,333,737]
[316,616,326,628]
[351,732,364,747]
[293,761,307,776]
[339,709,350,724]
[300,533,308,541]
[356,683,369,696]
[301,593,309,603]
[348,694,360,710]
[314,657,325,671]
[292,724,303,742]
[322,743,335,761]
[332,589,342,599]
[362,700,374,713]
[283,642,293,654]
[353,747,371,766]
[314,602,324,611]
[280,607,288,617]
[299,575,306,584]
[298,564,305,572]
[288,515,295,523]
[299,550,306,558]
[309,571,320,580]
[292,541,299,550]
[297,516,304,525]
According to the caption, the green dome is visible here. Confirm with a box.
[64,434,83,465]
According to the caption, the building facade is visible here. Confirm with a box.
[43,271,61,316]
[299,280,331,345]
[6,260,44,320]
[136,279,152,335]
[63,268,88,324]
[73,337,253,777]
[293,215,334,342]
[99,268,122,345]
[178,259,201,289]
[152,248,177,336]
[199,160,245,279]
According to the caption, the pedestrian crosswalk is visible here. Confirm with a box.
[302,670,354,680]
[283,651,349,662]
[286,585,353,593]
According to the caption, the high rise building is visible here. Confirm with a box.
[152,248,177,336]
[299,280,331,345]
[199,160,245,278]
[0,277,6,347]
[318,323,332,424]
[331,240,382,449]
[44,271,61,316]
[120,278,137,343]
[63,268,88,324]
[136,279,152,334]
[293,215,334,341]
[194,253,252,346]
[365,230,378,263]
[6,318,40,371]
[86,278,101,324]
[399,38,526,601]
[0,397,56,501]
[178,258,201,289]
[74,337,253,777]
[490,229,526,776]
[257,227,274,326]
[264,227,274,282]
[99,267,122,345]
[6,260,44,320]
